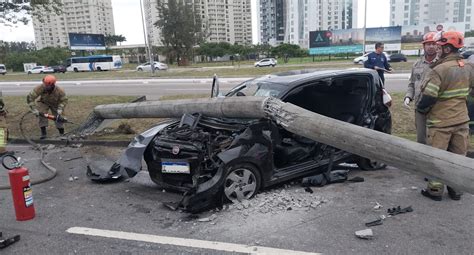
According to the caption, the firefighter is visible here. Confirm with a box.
[404,32,438,144]
[416,31,471,201]
[0,90,14,156]
[26,75,68,139]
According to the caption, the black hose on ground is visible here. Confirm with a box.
[0,112,58,190]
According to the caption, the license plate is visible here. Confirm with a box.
[161,162,190,174]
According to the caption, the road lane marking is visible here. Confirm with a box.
[67,227,321,255]
[165,88,211,91]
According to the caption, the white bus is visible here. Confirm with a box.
[66,55,122,72]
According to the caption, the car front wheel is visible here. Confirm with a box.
[223,163,261,202]
[357,158,387,170]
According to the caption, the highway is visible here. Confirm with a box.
[0,73,411,99]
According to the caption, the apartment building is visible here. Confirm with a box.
[389,0,473,31]
[258,0,356,48]
[143,0,252,46]
[32,0,115,49]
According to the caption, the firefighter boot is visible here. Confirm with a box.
[40,127,47,140]
[58,128,66,140]
[421,180,444,201]
[447,186,463,200]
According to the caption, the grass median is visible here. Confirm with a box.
[4,93,473,147]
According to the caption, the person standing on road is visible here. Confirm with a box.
[364,42,393,85]
[404,32,438,144]
[416,31,471,201]
[26,75,68,139]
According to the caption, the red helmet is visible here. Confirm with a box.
[42,75,56,87]
[434,31,464,49]
[422,32,436,44]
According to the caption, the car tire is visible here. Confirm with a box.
[74,68,79,72]
[40,71,43,74]
[97,66,102,71]
[356,158,387,170]
[358,60,363,64]
[28,72,31,75]
[223,163,261,202]
[154,67,160,71]
[256,65,260,67]
[271,64,275,67]
[137,68,143,72]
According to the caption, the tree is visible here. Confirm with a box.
[271,43,306,63]
[104,34,127,46]
[3,46,69,71]
[0,0,62,25]
[155,0,204,66]
[198,42,232,61]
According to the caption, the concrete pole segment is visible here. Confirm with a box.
[93,97,474,194]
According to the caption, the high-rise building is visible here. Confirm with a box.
[32,0,115,49]
[143,0,252,46]
[258,0,355,48]
[389,0,473,31]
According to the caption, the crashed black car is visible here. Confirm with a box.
[94,69,391,212]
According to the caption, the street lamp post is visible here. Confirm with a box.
[362,0,367,54]
[140,0,155,76]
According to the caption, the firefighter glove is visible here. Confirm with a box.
[404,97,411,108]
[31,108,40,116]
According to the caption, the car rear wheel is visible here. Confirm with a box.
[137,68,143,71]
[223,163,261,202]
[74,68,79,72]
[97,66,102,71]
[358,60,363,64]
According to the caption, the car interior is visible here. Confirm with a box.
[272,75,371,168]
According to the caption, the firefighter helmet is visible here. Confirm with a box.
[42,75,56,87]
[434,31,464,49]
[422,32,437,44]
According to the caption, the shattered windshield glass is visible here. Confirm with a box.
[226,79,286,98]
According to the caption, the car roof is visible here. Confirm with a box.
[256,68,378,86]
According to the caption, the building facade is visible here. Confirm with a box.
[258,0,356,48]
[389,0,473,31]
[32,0,115,49]
[143,0,252,46]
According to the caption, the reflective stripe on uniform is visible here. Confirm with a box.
[424,82,440,97]
[439,87,470,99]
[427,119,442,127]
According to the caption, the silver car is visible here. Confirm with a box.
[254,58,277,67]
[27,66,55,74]
[0,64,6,75]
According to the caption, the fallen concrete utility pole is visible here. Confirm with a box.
[94,97,474,194]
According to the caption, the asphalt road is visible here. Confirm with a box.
[0,74,411,99]
[0,144,473,254]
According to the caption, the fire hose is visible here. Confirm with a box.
[0,112,74,190]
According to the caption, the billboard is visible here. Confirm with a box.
[68,33,106,50]
[401,22,466,52]
[309,28,364,55]
[365,26,402,52]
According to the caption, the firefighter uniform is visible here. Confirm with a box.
[417,54,472,200]
[0,91,8,154]
[406,56,436,144]
[26,84,68,129]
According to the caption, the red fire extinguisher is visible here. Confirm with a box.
[3,155,35,221]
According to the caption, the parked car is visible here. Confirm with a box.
[0,64,6,75]
[51,65,67,73]
[136,62,168,71]
[353,52,390,64]
[388,53,407,62]
[254,58,277,67]
[27,66,54,74]
[90,68,392,212]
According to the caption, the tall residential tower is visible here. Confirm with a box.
[258,0,356,48]
[32,0,115,49]
[143,0,252,46]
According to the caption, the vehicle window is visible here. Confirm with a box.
[0,66,5,70]
[226,80,286,98]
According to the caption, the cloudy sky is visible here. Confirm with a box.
[0,0,389,44]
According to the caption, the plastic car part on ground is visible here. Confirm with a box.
[0,232,20,249]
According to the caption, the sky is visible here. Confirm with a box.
[0,0,389,44]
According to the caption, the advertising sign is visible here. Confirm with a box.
[365,26,402,52]
[309,28,364,55]
[309,31,331,48]
[68,33,106,50]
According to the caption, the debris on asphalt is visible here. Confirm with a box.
[387,206,413,216]
[73,176,79,180]
[45,144,56,150]
[68,176,74,182]
[373,202,383,210]
[198,214,217,222]
[304,187,314,193]
[63,156,83,162]
[365,218,384,227]
[411,186,418,190]
[355,228,374,240]
[70,143,83,148]
[228,188,328,214]
[0,232,21,249]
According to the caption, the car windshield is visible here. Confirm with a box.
[226,79,286,97]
